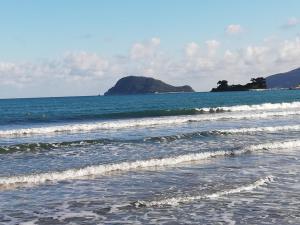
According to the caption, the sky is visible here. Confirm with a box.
[0,0,300,98]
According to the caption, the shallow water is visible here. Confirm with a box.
[0,90,300,224]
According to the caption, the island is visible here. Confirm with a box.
[104,76,195,95]
[211,77,267,92]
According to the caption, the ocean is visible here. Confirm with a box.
[0,90,300,224]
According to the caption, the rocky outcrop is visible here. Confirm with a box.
[211,77,266,92]
[104,76,194,95]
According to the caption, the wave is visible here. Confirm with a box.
[3,101,300,126]
[100,102,300,119]
[1,110,300,137]
[197,101,300,113]
[2,124,300,154]
[133,176,274,207]
[101,108,205,118]
[0,107,227,126]
[145,125,300,142]
[0,140,299,188]
[104,102,287,118]
[0,139,113,154]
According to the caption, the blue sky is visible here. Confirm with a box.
[0,0,300,98]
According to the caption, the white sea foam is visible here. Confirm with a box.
[147,125,300,142]
[0,140,299,188]
[223,124,300,134]
[2,125,300,153]
[134,176,274,207]
[1,110,300,137]
[197,101,300,113]
[0,150,230,187]
[247,140,300,151]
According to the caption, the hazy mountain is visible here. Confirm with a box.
[266,68,300,89]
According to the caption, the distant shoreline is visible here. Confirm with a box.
[1,88,298,100]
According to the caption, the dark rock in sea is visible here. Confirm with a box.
[104,76,195,95]
[266,67,300,89]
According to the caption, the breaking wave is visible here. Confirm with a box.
[3,101,300,126]
[145,125,300,142]
[133,176,274,207]
[2,125,300,154]
[196,101,300,113]
[0,139,113,154]
[0,140,299,188]
[1,110,300,137]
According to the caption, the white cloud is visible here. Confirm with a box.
[0,52,112,97]
[150,37,161,46]
[277,37,300,62]
[226,24,244,35]
[1,36,300,98]
[185,42,200,57]
[243,46,269,65]
[282,17,299,28]
[130,37,161,60]
[224,50,238,64]
[62,52,109,77]
[205,40,220,56]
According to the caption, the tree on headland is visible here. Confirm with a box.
[249,77,266,89]
[211,77,266,92]
[217,80,228,88]
[244,77,266,89]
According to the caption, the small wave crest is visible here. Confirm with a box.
[0,139,112,154]
[197,101,300,113]
[1,110,300,137]
[4,101,300,126]
[133,176,274,207]
[0,140,299,188]
[2,125,300,154]
[112,102,300,118]
[145,125,300,142]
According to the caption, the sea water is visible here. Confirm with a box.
[0,90,299,224]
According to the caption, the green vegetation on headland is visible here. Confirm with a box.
[211,77,267,92]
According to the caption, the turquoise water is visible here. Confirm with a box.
[1,90,300,125]
[0,90,300,224]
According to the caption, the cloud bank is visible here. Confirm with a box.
[1,36,300,98]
